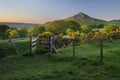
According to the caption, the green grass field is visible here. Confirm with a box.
[0,40,120,80]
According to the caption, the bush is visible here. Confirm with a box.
[0,42,16,58]
[38,31,52,37]
[106,31,120,41]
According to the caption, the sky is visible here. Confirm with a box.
[0,0,120,24]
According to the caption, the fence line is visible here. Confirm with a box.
[0,37,30,43]
[50,36,59,54]
[9,37,20,54]
[37,36,51,53]
[30,36,37,56]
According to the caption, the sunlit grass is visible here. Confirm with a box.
[0,40,120,80]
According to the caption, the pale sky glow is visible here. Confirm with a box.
[0,0,120,24]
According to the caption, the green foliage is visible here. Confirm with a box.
[53,34,69,48]
[9,29,19,38]
[37,32,52,53]
[4,28,28,38]
[81,25,92,33]
[79,32,88,44]
[68,31,80,46]
[105,24,119,32]
[66,28,73,35]
[87,29,106,43]
[45,20,68,35]
[0,40,30,58]
[68,31,80,40]
[0,25,10,39]
[93,32,104,43]
[66,20,81,31]
[18,28,28,38]
[106,31,120,41]
[0,42,16,57]
[91,24,104,28]
[98,24,104,28]
[38,31,52,37]
[103,24,120,41]
[28,25,45,36]
[0,40,120,80]
[5,29,12,39]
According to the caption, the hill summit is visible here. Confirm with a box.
[65,12,107,24]
[65,12,92,21]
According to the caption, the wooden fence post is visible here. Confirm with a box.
[100,39,103,64]
[37,38,38,53]
[30,36,32,56]
[50,36,53,53]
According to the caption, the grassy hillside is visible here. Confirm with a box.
[109,20,120,25]
[0,40,120,80]
[0,40,30,57]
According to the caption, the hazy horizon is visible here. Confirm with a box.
[0,0,120,24]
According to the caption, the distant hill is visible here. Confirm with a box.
[110,20,120,22]
[0,22,38,28]
[64,12,108,25]
[110,20,120,25]
[1,12,120,28]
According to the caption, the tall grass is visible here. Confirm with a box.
[0,40,120,80]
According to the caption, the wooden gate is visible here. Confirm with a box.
[37,36,51,53]
[30,35,59,54]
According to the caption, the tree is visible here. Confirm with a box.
[27,28,34,36]
[66,28,73,35]
[87,29,105,43]
[68,31,80,57]
[45,20,68,35]
[97,24,104,28]
[66,20,81,32]
[38,31,52,37]
[5,29,13,39]
[0,25,10,39]
[81,25,92,33]
[79,33,88,44]
[92,31,104,42]
[105,24,119,33]
[27,25,45,36]
[89,24,104,28]
[9,29,19,38]
[18,28,27,38]
[106,31,120,41]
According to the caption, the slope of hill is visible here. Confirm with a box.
[110,20,120,25]
[0,22,38,28]
[65,12,108,25]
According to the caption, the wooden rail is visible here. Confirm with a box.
[30,36,37,56]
